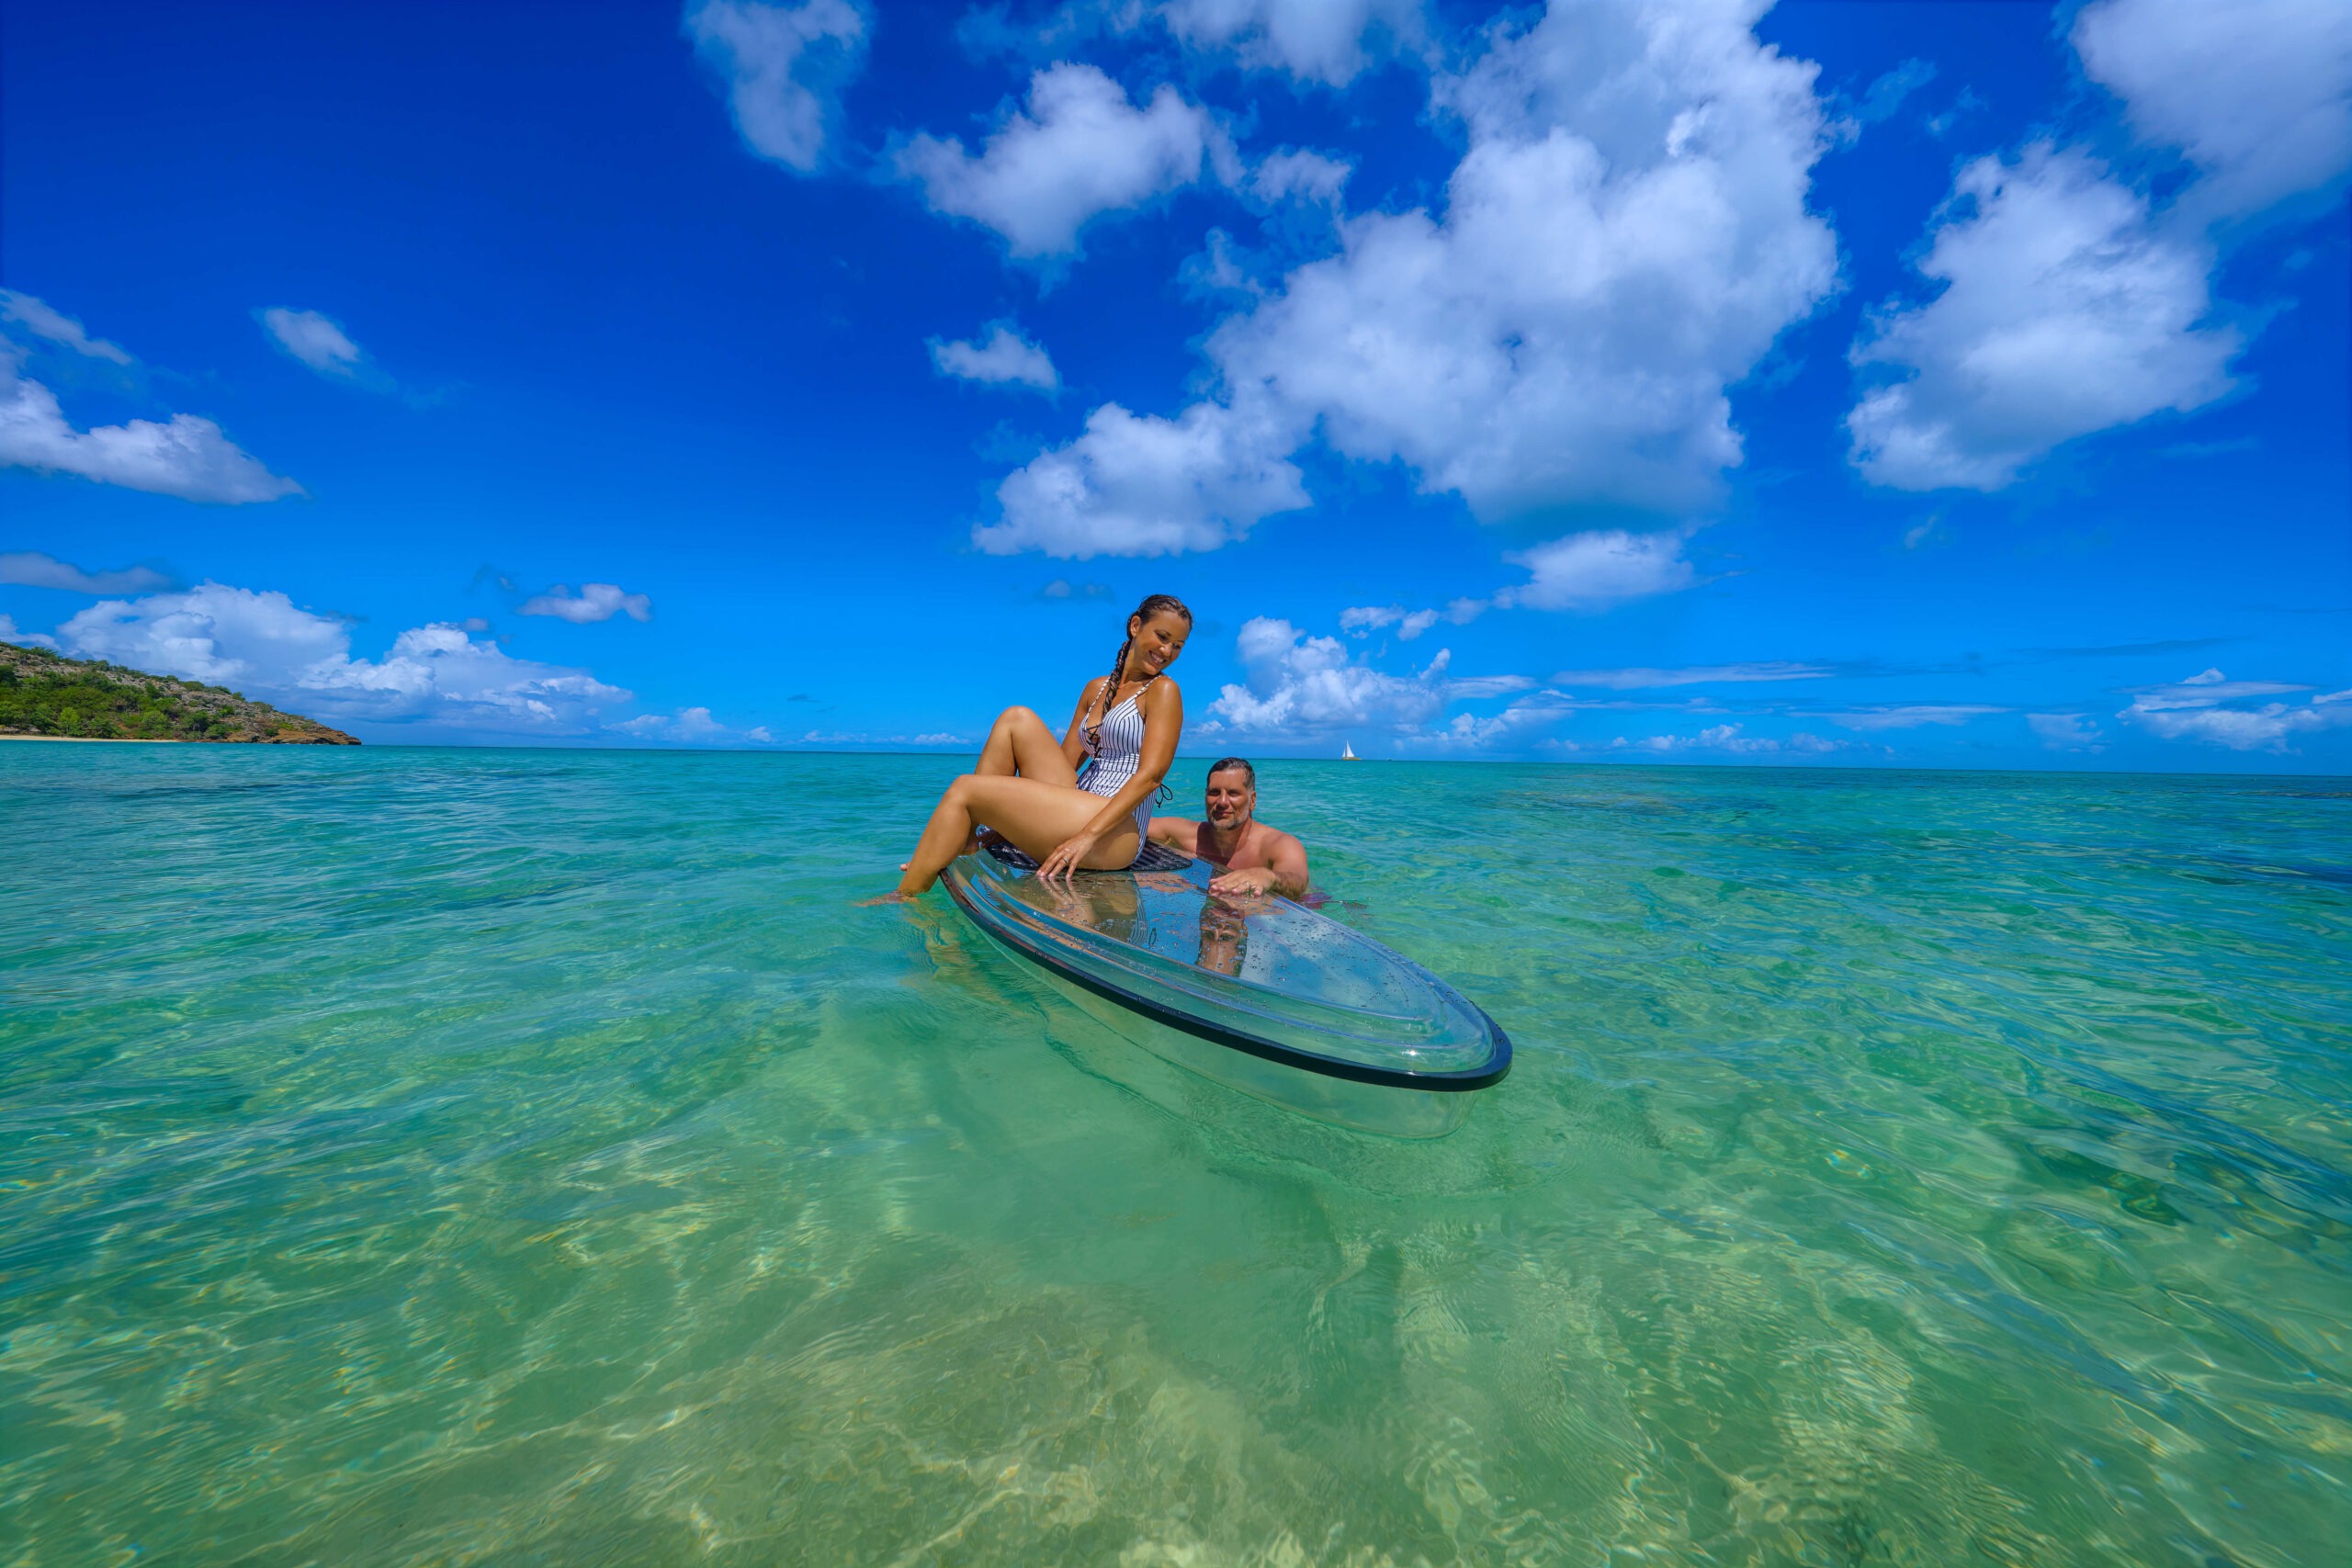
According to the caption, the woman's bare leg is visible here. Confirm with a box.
[973,705,1078,784]
[895,775,1137,897]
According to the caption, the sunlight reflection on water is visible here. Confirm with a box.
[3,746,2346,1565]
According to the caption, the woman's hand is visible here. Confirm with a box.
[1037,828,1102,884]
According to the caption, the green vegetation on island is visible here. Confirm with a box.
[0,643,360,744]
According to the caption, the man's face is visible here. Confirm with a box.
[1204,770,1254,829]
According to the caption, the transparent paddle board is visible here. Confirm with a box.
[940,840,1510,1137]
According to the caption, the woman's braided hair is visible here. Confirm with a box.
[1087,592,1192,750]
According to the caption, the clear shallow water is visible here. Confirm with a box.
[4,745,2347,1567]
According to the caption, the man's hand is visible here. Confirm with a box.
[1208,864,1280,897]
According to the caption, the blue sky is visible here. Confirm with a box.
[4,0,2347,769]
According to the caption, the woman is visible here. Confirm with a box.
[888,593,1191,898]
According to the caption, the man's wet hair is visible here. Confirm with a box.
[1207,756,1256,787]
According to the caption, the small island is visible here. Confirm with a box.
[0,644,360,744]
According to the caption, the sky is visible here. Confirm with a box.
[3,0,2348,770]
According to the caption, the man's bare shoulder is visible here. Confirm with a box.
[1148,816,1200,845]
[1239,822,1306,863]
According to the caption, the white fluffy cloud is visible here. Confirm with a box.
[686,0,867,174]
[1338,604,1439,639]
[1249,148,1351,208]
[258,307,366,378]
[1162,0,1421,87]
[0,550,174,595]
[2117,667,2349,751]
[0,355,301,504]
[960,0,1417,91]
[1847,146,2239,491]
[51,582,630,732]
[1850,0,2352,491]
[1205,615,1530,735]
[976,399,1306,557]
[2075,0,2352,227]
[930,322,1058,390]
[1210,617,1447,733]
[989,0,1839,556]
[516,583,654,624]
[1494,528,1699,612]
[611,705,774,744]
[0,290,131,364]
[1615,722,1851,756]
[895,63,1214,257]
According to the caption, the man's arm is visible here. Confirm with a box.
[1148,816,1198,850]
[1261,830,1310,899]
[1207,829,1310,899]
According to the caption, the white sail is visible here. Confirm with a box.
[1341,741,1359,761]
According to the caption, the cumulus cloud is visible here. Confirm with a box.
[1552,660,1830,688]
[1338,604,1440,639]
[1596,723,1861,756]
[895,63,1215,258]
[959,0,1418,90]
[611,705,774,744]
[0,550,175,595]
[0,355,301,504]
[1209,617,1448,733]
[1495,528,1699,612]
[1430,691,1589,749]
[1638,723,1804,754]
[791,728,970,746]
[987,0,1839,556]
[2074,0,2352,228]
[930,322,1059,390]
[1162,0,1421,87]
[2116,666,2347,751]
[53,582,629,733]
[686,0,868,174]
[1847,146,2239,491]
[258,308,367,378]
[1851,0,2352,491]
[0,290,132,364]
[516,583,655,624]
[1249,148,1351,208]
[1205,615,1530,735]
[977,398,1306,557]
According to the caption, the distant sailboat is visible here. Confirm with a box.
[1340,741,1361,761]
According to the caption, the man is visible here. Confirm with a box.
[1148,756,1310,898]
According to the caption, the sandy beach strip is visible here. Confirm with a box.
[0,734,187,744]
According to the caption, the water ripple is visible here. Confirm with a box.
[2,747,2346,1565]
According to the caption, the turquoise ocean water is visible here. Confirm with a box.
[5,743,2347,1566]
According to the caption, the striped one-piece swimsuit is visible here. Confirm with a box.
[1079,678,1157,863]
